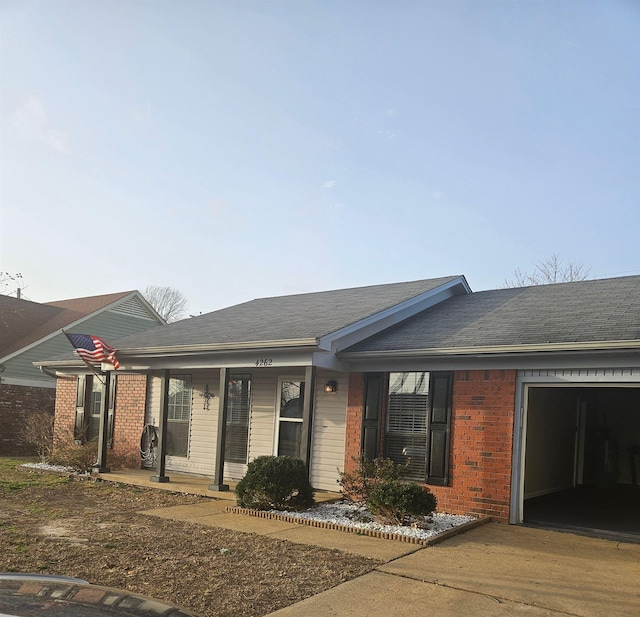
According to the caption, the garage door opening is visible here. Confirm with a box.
[523,386,640,540]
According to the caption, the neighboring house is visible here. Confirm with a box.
[0,291,165,455]
[37,275,640,529]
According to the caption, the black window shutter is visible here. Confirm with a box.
[426,373,453,486]
[74,376,88,444]
[107,375,116,448]
[362,373,383,461]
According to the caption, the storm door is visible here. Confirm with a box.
[275,378,305,458]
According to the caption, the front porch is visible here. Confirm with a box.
[97,468,343,503]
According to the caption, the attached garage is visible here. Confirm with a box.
[513,370,640,540]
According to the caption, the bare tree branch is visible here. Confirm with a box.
[504,254,591,288]
[142,285,189,322]
[1,272,26,298]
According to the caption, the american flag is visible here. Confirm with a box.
[64,333,120,370]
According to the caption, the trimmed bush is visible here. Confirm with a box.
[235,455,315,511]
[338,456,408,504]
[367,480,437,525]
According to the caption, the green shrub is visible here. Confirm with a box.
[367,480,437,525]
[235,455,315,511]
[338,456,408,504]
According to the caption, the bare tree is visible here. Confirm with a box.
[504,254,591,288]
[1,272,26,298]
[142,285,189,322]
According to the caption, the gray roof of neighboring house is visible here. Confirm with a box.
[343,275,640,354]
[109,276,463,351]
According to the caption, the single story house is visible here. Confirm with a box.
[37,275,640,528]
[0,291,164,455]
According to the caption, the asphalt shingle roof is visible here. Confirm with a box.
[112,276,462,350]
[344,275,640,353]
[0,291,133,358]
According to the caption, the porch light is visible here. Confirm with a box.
[324,380,337,393]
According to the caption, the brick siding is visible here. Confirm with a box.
[111,373,147,468]
[53,375,77,447]
[0,383,56,456]
[343,372,365,477]
[53,373,147,469]
[343,369,517,522]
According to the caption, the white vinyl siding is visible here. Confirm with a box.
[143,368,349,490]
[247,370,283,462]
[309,371,348,491]
[145,371,219,476]
[189,369,220,476]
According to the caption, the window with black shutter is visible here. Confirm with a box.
[87,377,103,442]
[224,374,251,464]
[74,376,87,444]
[166,375,192,457]
[385,371,452,485]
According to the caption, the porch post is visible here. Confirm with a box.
[94,371,111,473]
[151,369,170,483]
[300,365,316,473]
[209,367,229,491]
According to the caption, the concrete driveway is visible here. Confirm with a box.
[267,523,640,617]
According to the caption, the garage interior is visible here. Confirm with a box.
[523,386,640,541]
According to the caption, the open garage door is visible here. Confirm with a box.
[522,386,640,540]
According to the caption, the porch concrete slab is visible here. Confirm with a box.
[99,469,341,503]
[267,570,560,617]
[377,523,640,617]
[98,469,238,499]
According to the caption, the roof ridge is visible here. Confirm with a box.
[251,275,463,302]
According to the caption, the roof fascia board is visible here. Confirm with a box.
[340,339,640,360]
[311,350,351,372]
[118,338,318,356]
[0,291,142,365]
[38,346,317,373]
[518,369,640,385]
[317,277,469,352]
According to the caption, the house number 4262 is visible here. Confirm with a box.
[255,358,273,367]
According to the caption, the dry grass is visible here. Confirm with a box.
[0,459,378,616]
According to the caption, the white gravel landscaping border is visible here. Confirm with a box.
[229,500,487,545]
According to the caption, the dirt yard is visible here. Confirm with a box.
[0,460,378,616]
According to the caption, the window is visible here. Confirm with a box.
[224,374,251,464]
[275,379,305,458]
[166,375,192,457]
[87,378,103,441]
[74,375,115,447]
[385,372,452,485]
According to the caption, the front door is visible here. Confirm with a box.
[275,378,305,458]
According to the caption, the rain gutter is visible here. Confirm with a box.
[338,339,640,360]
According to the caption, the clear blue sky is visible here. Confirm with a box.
[1,0,638,314]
